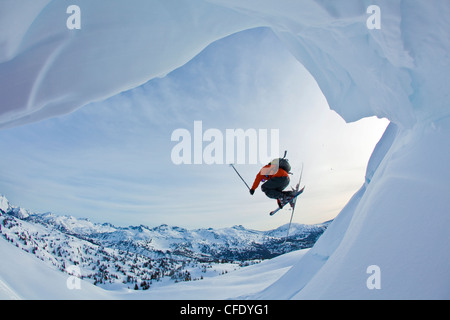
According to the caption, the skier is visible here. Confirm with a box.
[249,158,296,209]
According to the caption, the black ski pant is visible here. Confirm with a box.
[261,176,290,200]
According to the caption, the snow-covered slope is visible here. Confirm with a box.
[0,235,111,300]
[255,121,450,299]
[0,232,308,300]
[1,1,450,299]
[0,195,328,297]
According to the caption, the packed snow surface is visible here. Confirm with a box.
[1,0,449,299]
[0,233,309,300]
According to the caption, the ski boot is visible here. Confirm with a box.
[277,190,296,209]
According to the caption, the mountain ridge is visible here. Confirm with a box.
[0,194,330,290]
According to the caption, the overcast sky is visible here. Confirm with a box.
[0,27,388,230]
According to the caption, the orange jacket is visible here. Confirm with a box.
[251,164,289,190]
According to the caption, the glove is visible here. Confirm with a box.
[249,189,255,195]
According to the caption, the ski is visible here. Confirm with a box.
[284,164,304,242]
[269,186,304,216]
[270,163,304,217]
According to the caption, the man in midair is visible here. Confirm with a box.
[249,158,296,209]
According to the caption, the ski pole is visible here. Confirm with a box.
[284,162,304,243]
[229,164,251,191]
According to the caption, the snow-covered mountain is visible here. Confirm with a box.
[0,194,329,291]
